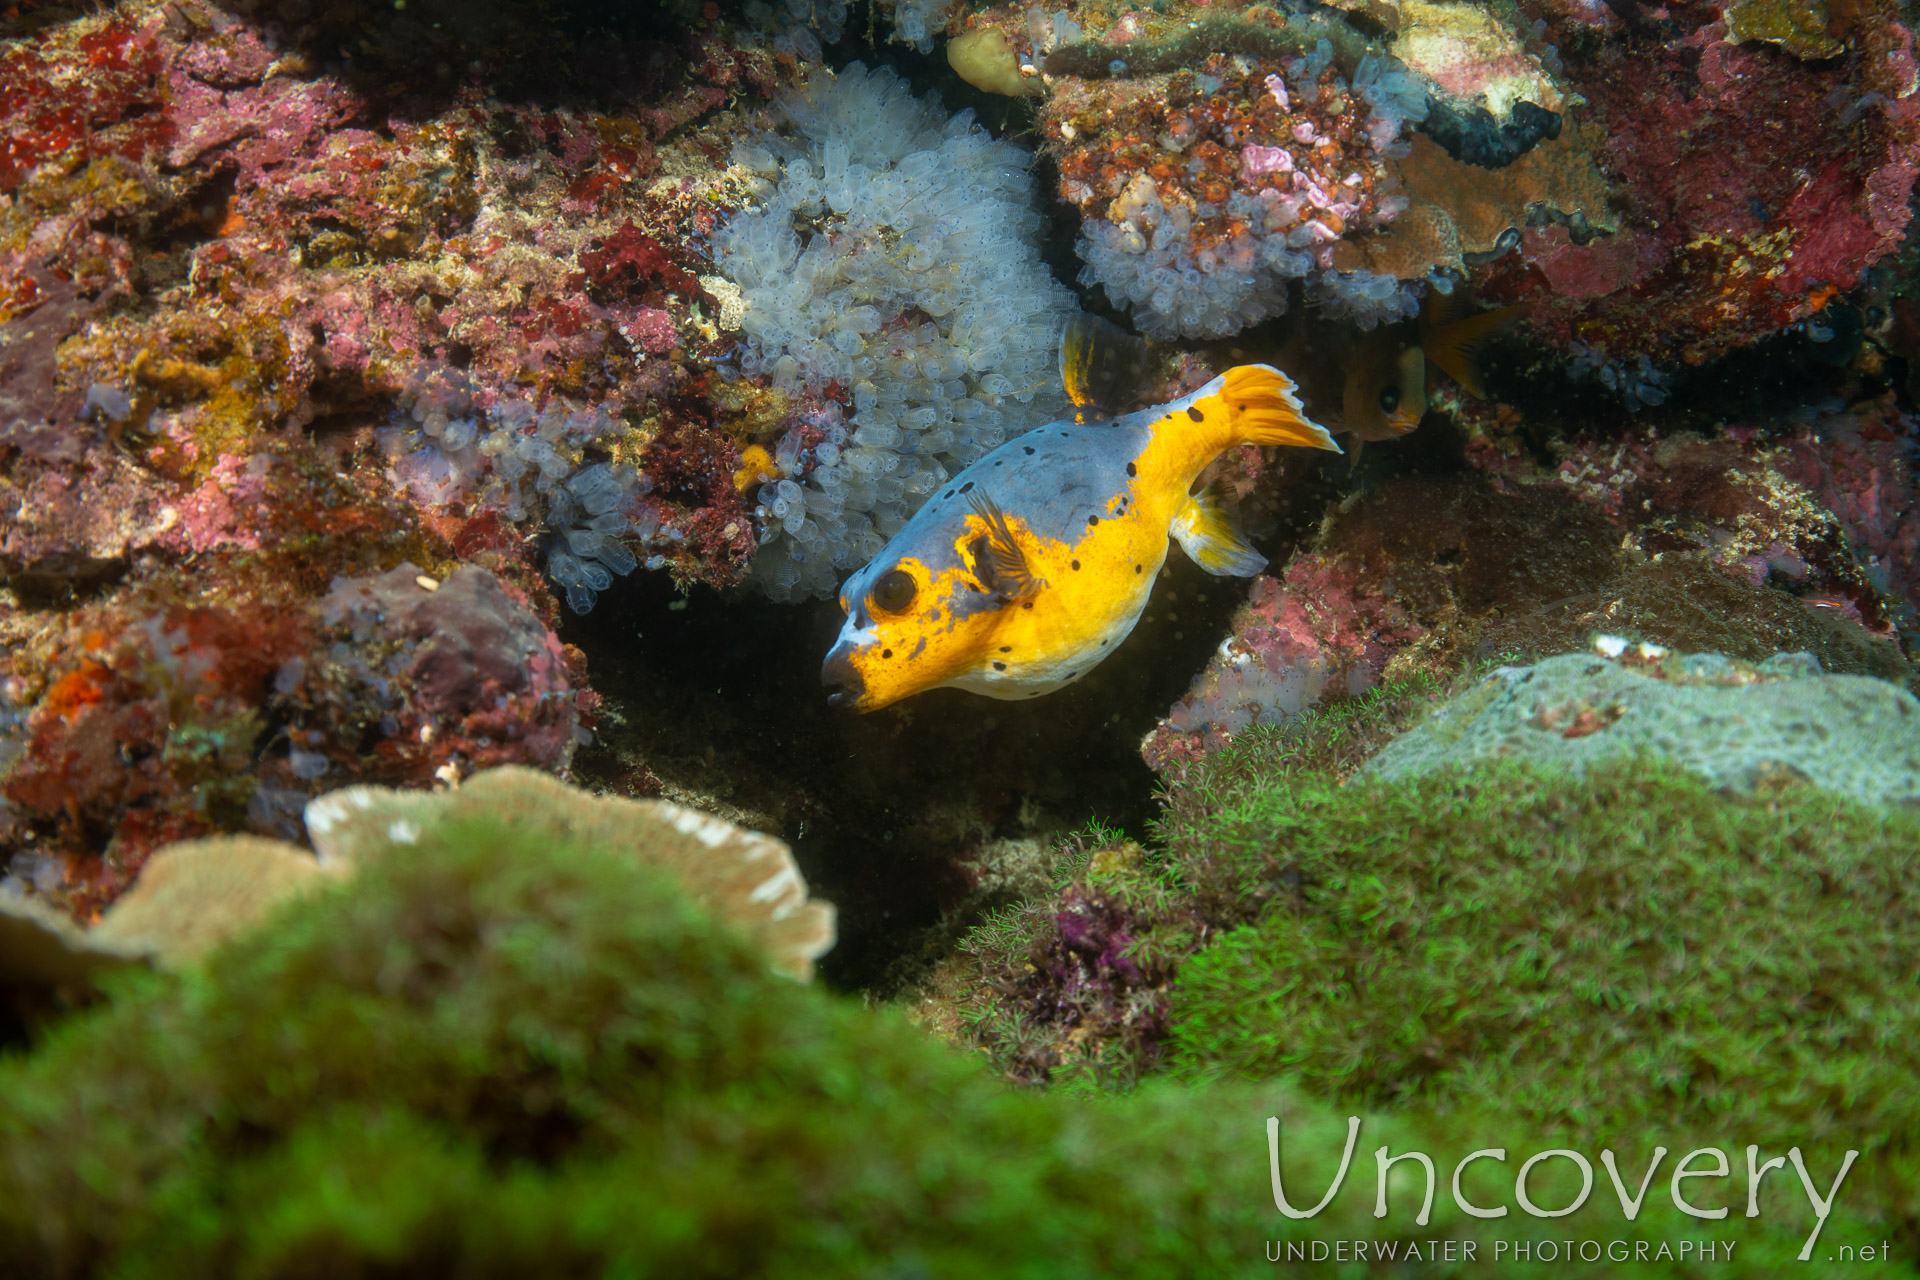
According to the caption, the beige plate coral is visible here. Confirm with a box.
[306,766,837,980]
[6,768,835,995]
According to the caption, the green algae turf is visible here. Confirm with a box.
[0,811,1544,1278]
[1168,756,1920,1125]
[936,676,1455,1091]
[0,771,1913,1275]
[1164,753,1920,1261]
[941,675,1920,1267]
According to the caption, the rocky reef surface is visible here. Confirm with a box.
[2,0,1919,1269]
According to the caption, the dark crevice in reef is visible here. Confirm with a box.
[1480,311,1887,444]
[223,0,715,117]
[561,554,1253,996]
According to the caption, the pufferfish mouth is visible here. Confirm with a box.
[820,646,867,711]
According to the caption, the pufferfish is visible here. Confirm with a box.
[820,321,1341,711]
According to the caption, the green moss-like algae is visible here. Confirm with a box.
[1170,757,1920,1129]
[1164,753,1920,1259]
[3,753,1915,1275]
[934,678,1453,1090]
[0,810,1475,1277]
[929,676,1920,1267]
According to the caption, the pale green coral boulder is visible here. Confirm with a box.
[1362,643,1920,807]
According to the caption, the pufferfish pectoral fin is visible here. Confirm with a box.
[1170,488,1267,577]
[967,489,1048,599]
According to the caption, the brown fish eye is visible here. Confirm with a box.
[1379,385,1400,413]
[872,568,917,613]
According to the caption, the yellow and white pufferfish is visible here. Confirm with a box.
[821,322,1341,711]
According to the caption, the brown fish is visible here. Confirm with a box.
[1271,294,1521,444]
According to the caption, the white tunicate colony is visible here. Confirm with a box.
[1308,267,1424,330]
[80,382,134,424]
[744,0,848,58]
[889,0,955,50]
[381,366,650,614]
[1567,342,1673,411]
[716,63,1077,601]
[1165,655,1334,734]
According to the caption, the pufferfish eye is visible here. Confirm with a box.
[871,567,918,614]
[1379,385,1401,413]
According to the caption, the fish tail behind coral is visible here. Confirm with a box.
[1212,365,1342,453]
[1421,300,1524,400]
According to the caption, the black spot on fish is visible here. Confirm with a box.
[882,648,892,658]
[1071,559,1081,570]
[1088,515,1099,526]
[1134,564,1143,574]
[994,460,1004,466]
[943,490,955,499]
[1185,406,1204,422]
[993,661,1007,671]
[960,481,974,494]
[999,645,1011,652]
[1023,446,1036,455]
[1022,601,1034,610]
[1237,404,1246,411]
[1061,431,1070,437]
[1125,461,1137,477]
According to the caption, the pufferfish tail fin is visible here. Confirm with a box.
[1171,487,1268,577]
[1214,365,1342,453]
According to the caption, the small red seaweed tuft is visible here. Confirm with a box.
[0,16,171,194]
[579,223,715,306]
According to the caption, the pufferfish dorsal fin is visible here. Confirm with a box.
[967,488,1048,600]
[1060,313,1154,424]
[1171,487,1267,577]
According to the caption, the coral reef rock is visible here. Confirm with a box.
[1047,35,1435,339]
[1491,0,1920,366]
[0,561,581,923]
[1363,641,1920,806]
